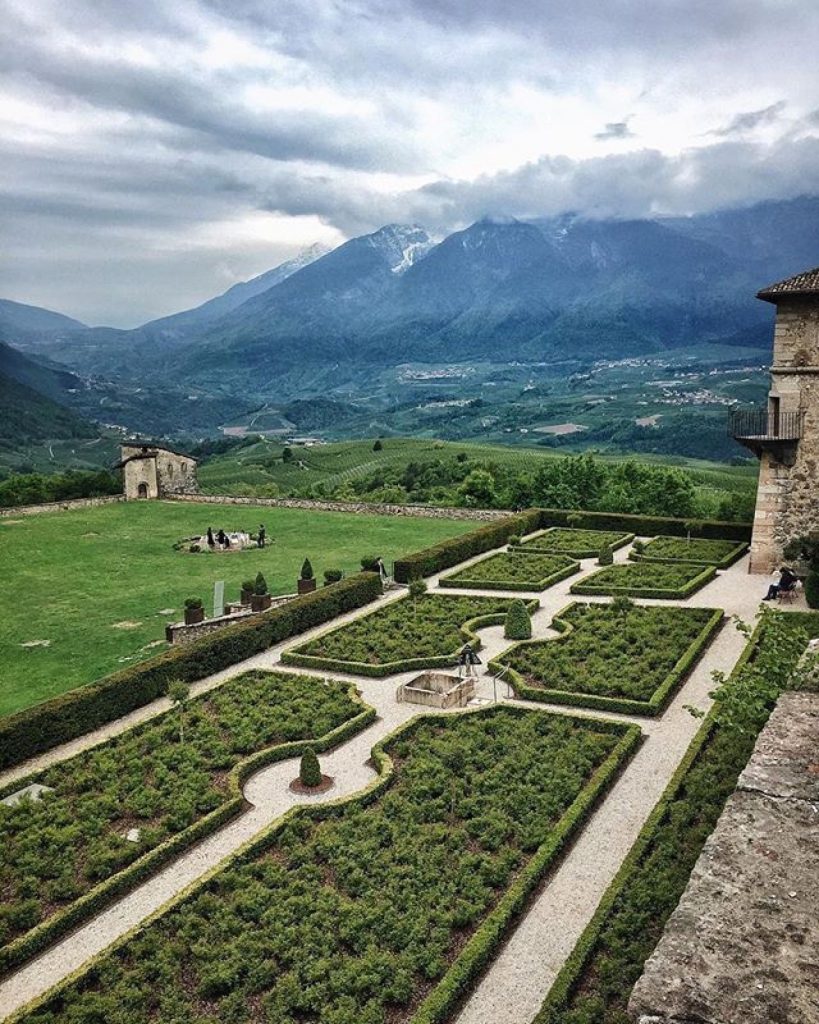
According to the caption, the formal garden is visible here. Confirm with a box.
[631,534,748,568]
[494,602,722,714]
[513,527,633,559]
[0,672,366,965]
[283,592,538,676]
[18,707,639,1024]
[570,559,716,599]
[440,550,579,591]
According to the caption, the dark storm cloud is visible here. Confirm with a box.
[595,121,634,141]
[709,101,788,137]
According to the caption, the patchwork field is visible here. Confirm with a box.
[18,708,636,1024]
[0,502,475,716]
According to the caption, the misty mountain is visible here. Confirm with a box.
[0,299,86,347]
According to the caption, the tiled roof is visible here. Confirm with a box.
[757,266,819,302]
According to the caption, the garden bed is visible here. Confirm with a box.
[282,592,539,676]
[493,602,722,714]
[570,560,716,599]
[513,527,634,559]
[440,551,579,591]
[0,672,371,975]
[631,535,748,568]
[16,705,640,1024]
[534,609,819,1024]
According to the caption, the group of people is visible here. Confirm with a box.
[204,524,267,551]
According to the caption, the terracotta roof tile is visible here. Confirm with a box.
[757,266,819,302]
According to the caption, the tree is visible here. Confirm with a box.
[458,468,496,507]
[299,748,322,787]
[281,447,294,463]
[300,558,314,580]
[168,680,190,744]
[408,578,427,616]
[504,600,532,640]
[372,439,383,451]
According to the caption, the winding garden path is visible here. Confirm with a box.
[0,540,792,1022]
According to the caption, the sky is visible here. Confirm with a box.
[2,0,819,327]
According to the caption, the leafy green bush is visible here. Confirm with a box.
[805,571,819,609]
[518,527,633,559]
[497,602,721,714]
[20,708,637,1024]
[571,560,716,599]
[284,593,535,676]
[361,554,380,572]
[0,673,360,958]
[0,573,383,770]
[441,551,579,591]
[183,597,203,610]
[504,600,532,640]
[323,568,343,584]
[597,546,613,566]
[507,534,521,546]
[299,748,322,787]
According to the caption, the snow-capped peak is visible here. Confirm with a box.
[367,224,433,274]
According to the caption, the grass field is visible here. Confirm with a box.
[199,437,759,505]
[0,501,475,717]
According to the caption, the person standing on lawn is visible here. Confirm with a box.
[258,524,266,548]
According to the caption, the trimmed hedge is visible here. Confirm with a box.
[0,573,382,771]
[512,527,634,559]
[537,507,752,542]
[11,705,640,1024]
[282,599,540,677]
[492,604,724,716]
[571,562,717,600]
[630,535,749,569]
[393,509,542,582]
[439,551,580,592]
[0,686,375,978]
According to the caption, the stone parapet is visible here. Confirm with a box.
[168,493,508,521]
[0,495,125,518]
[165,594,298,645]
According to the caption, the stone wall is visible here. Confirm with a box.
[165,594,297,645]
[123,455,158,500]
[628,691,819,1024]
[169,493,508,521]
[0,495,125,518]
[155,449,199,497]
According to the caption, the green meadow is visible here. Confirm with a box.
[0,501,473,717]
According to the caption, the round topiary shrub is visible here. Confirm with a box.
[597,546,614,566]
[504,599,532,640]
[632,539,645,554]
[299,748,322,788]
[508,534,521,547]
[323,568,343,585]
[805,571,819,609]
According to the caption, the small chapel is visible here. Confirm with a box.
[118,442,199,500]
[731,266,819,572]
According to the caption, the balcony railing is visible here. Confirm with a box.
[729,409,803,442]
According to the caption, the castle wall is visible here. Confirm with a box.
[155,450,198,496]
[123,457,158,500]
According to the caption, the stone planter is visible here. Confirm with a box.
[251,593,272,612]
[184,606,205,625]
[240,588,254,606]
[298,578,317,595]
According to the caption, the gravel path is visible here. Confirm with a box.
[0,538,796,1021]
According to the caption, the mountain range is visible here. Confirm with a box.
[3,194,818,443]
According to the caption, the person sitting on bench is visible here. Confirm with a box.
[763,566,798,601]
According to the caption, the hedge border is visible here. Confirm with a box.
[630,536,749,570]
[511,527,635,559]
[0,679,375,979]
[7,704,641,1024]
[491,603,724,716]
[281,596,541,677]
[570,563,717,600]
[536,508,751,543]
[0,572,383,771]
[439,552,580,592]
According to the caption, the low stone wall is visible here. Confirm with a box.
[169,493,507,521]
[165,594,298,645]
[0,495,125,518]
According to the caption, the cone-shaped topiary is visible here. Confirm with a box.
[597,546,614,566]
[504,599,532,640]
[254,572,268,595]
[805,571,819,609]
[299,748,322,787]
[300,558,314,581]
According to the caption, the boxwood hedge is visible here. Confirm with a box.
[0,572,382,771]
[631,535,749,569]
[570,560,717,599]
[439,550,580,591]
[512,527,634,559]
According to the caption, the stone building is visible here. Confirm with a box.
[731,267,819,572]
[118,443,198,500]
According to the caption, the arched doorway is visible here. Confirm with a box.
[137,482,149,499]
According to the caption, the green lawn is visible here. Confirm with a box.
[0,501,475,717]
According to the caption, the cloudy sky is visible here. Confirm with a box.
[2,0,819,326]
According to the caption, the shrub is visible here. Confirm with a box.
[611,595,635,615]
[566,512,583,527]
[372,439,383,451]
[241,580,255,594]
[505,600,532,640]
[323,568,343,585]
[805,571,819,609]
[597,546,613,566]
[300,558,314,581]
[508,535,521,547]
[441,551,578,592]
[254,573,268,596]
[281,447,294,463]
[184,597,203,610]
[361,555,380,572]
[632,539,645,554]
[299,748,322,787]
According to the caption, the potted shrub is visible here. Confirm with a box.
[183,597,205,625]
[251,572,272,612]
[298,558,317,595]
[323,568,343,586]
[240,579,255,605]
[360,555,380,573]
